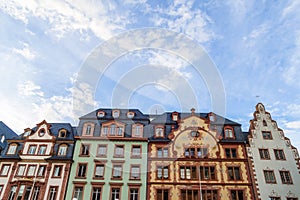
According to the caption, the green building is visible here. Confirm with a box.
[65,108,149,200]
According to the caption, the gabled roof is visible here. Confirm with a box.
[80,108,149,120]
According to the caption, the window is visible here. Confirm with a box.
[181,190,198,200]
[80,144,90,156]
[279,171,293,184]
[231,190,244,200]
[224,127,234,138]
[199,166,216,180]
[32,186,40,200]
[27,165,36,176]
[7,144,17,155]
[180,166,197,180]
[263,120,267,126]
[101,123,124,137]
[0,164,10,176]
[112,110,120,118]
[37,165,46,177]
[86,125,92,135]
[97,145,107,157]
[0,185,3,196]
[77,163,87,178]
[58,144,68,156]
[262,131,272,139]
[8,186,17,200]
[53,165,62,177]
[201,190,218,200]
[157,189,168,200]
[127,112,135,118]
[16,185,32,200]
[94,164,104,178]
[264,170,276,183]
[155,127,164,137]
[39,129,46,137]
[184,147,208,158]
[157,166,169,179]
[129,188,139,200]
[58,129,67,138]
[132,124,143,137]
[287,198,298,200]
[111,187,120,200]
[48,186,58,200]
[83,123,94,136]
[28,145,37,155]
[131,145,141,158]
[259,149,270,159]
[130,165,140,179]
[274,149,286,160]
[38,145,47,155]
[172,112,178,121]
[269,197,280,200]
[225,148,237,158]
[92,187,101,200]
[73,186,83,200]
[209,113,216,122]
[97,111,105,118]
[16,165,26,176]
[228,166,241,180]
[114,145,124,157]
[112,165,122,179]
[157,147,168,158]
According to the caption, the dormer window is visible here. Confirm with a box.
[58,129,67,138]
[82,123,95,136]
[112,110,120,118]
[97,111,105,118]
[101,122,125,137]
[172,112,178,121]
[39,129,45,137]
[209,113,216,122]
[224,126,234,138]
[127,112,135,118]
[155,126,164,138]
[7,143,18,155]
[132,124,143,137]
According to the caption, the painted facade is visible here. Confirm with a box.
[65,109,149,200]
[247,103,300,200]
[147,110,254,200]
[0,120,76,200]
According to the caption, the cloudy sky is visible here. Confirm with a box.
[0,0,300,149]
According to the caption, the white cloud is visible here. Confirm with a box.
[285,121,300,129]
[282,1,300,18]
[18,81,44,97]
[12,43,36,61]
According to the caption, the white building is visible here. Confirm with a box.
[247,103,300,200]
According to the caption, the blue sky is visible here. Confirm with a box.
[0,0,300,149]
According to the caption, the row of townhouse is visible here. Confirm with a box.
[0,103,299,200]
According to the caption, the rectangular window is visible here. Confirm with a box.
[7,145,17,155]
[111,188,120,200]
[48,186,58,200]
[130,165,140,179]
[201,190,218,200]
[225,148,237,158]
[181,189,199,200]
[157,166,169,179]
[259,149,270,159]
[231,190,244,200]
[180,166,197,180]
[80,144,90,156]
[184,148,208,158]
[157,189,168,200]
[0,164,10,176]
[52,165,62,177]
[264,170,276,183]
[73,186,83,200]
[114,145,124,157]
[27,165,36,176]
[228,166,241,180]
[77,164,87,178]
[0,185,3,196]
[262,131,272,139]
[287,198,298,200]
[129,188,139,200]
[131,145,141,158]
[132,125,143,137]
[94,164,104,178]
[58,145,67,156]
[16,165,26,176]
[279,171,293,184]
[32,186,40,200]
[199,166,216,180]
[28,145,37,155]
[112,165,122,179]
[92,187,101,200]
[157,147,168,158]
[37,165,46,177]
[38,145,47,155]
[269,197,280,200]
[155,127,164,137]
[8,186,17,200]
[97,145,107,157]
[274,149,286,160]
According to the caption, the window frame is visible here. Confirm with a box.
[52,165,63,178]
[91,186,102,200]
[274,149,286,160]
[227,166,241,181]
[224,126,235,139]
[114,145,124,158]
[259,148,270,160]
[48,186,58,200]
[180,165,198,180]
[80,144,90,157]
[101,121,125,137]
[58,129,67,138]
[156,189,169,200]
[76,163,88,178]
[37,145,47,155]
[156,165,169,180]
[16,164,26,177]
[262,131,273,140]
[230,189,244,200]
[110,187,121,200]
[7,143,18,155]
[26,165,37,177]
[279,170,293,184]
[199,166,216,180]
[155,126,164,138]
[82,122,95,136]
[72,184,85,200]
[225,148,237,158]
[130,165,141,180]
[263,170,276,184]
[37,165,47,177]
[58,144,68,156]
[27,145,37,155]
[128,187,139,200]
[0,164,11,177]
[111,164,123,180]
[132,124,143,138]
[97,144,107,157]
[131,145,142,158]
[94,164,105,179]
[112,110,120,118]
[157,147,169,158]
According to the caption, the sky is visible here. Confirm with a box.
[0,0,300,149]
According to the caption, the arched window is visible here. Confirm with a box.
[58,144,68,156]
[7,143,18,155]
[101,122,125,137]
[82,123,95,136]
[132,124,143,137]
[224,126,234,139]
[58,129,67,138]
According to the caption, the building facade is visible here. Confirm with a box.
[0,120,76,200]
[147,109,254,200]
[65,109,149,200]
[247,103,300,200]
